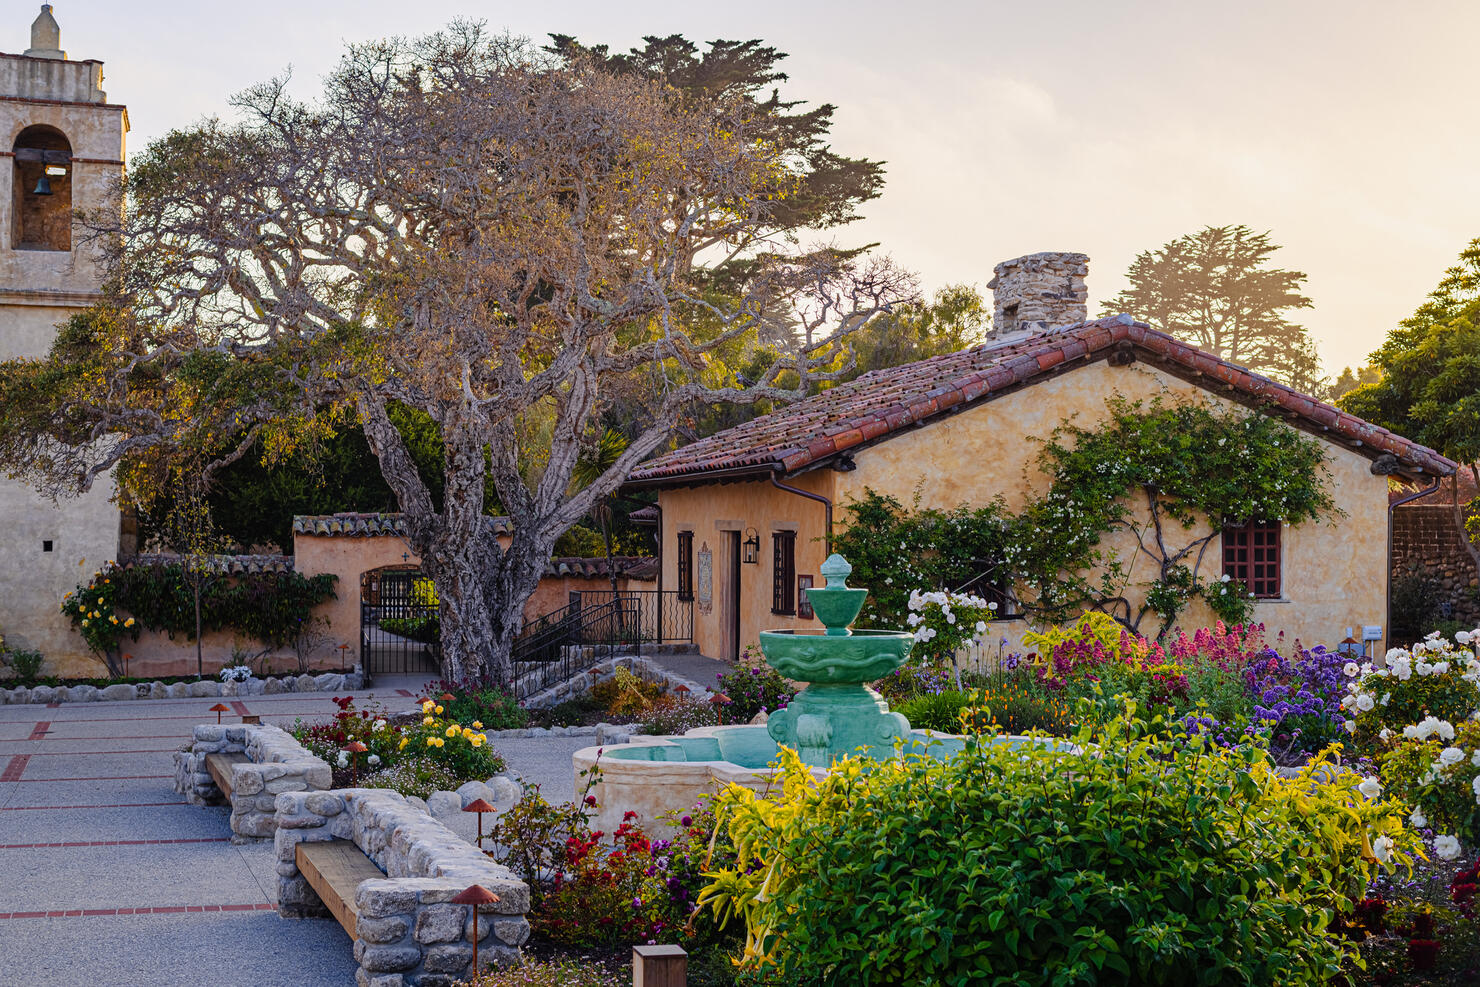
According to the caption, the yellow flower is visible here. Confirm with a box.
[434,705,444,715]
[471,735,485,748]
[426,737,436,747]
[399,738,409,750]
[124,618,135,628]
[81,619,89,627]
[444,725,459,738]
[434,737,445,748]
[423,716,434,726]
[422,700,434,713]
[472,720,483,730]
[109,616,118,624]
[461,728,473,739]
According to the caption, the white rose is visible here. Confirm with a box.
[1435,834,1462,860]
[1344,720,1357,734]
[1355,693,1375,712]
[975,621,987,633]
[1459,630,1473,645]
[1373,835,1394,863]
[1433,662,1451,675]
[1379,728,1393,741]
[336,752,349,768]
[1440,747,1466,766]
[373,719,387,731]
[1472,749,1480,767]
[1357,776,1382,799]
[1439,720,1457,740]
[1473,775,1480,797]
[367,754,381,767]
[1410,807,1427,828]
[1343,662,1360,678]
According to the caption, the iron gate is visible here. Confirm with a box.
[360,565,441,676]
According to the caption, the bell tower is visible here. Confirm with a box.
[0,5,127,672]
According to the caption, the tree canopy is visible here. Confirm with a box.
[0,25,911,682]
[1103,225,1322,391]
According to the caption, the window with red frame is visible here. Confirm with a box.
[772,531,796,615]
[1222,522,1281,598]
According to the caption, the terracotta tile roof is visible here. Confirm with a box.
[544,556,659,581]
[628,315,1457,485]
[119,553,294,575]
[292,512,514,537]
[628,505,659,525]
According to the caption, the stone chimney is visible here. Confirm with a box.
[25,4,64,60]
[986,251,1089,342]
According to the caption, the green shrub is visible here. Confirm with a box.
[716,664,794,722]
[428,678,528,731]
[4,648,44,683]
[380,614,439,643]
[893,690,973,732]
[702,705,1416,986]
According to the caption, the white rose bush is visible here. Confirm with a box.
[1342,629,1480,851]
[904,589,999,665]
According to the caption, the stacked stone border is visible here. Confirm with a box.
[519,651,715,709]
[276,788,530,987]
[2,667,365,705]
[173,723,332,840]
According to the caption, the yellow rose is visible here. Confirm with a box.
[472,720,483,729]
[423,716,434,726]
[434,705,444,715]
[444,725,458,738]
[471,735,485,748]
[124,618,135,628]
[426,737,436,747]
[435,738,445,748]
[422,700,434,713]
[81,619,89,627]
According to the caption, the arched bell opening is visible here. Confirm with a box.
[12,124,72,251]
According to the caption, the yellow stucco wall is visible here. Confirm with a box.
[660,359,1393,661]
[659,472,836,661]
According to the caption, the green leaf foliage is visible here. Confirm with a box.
[702,706,1416,986]
[62,563,337,655]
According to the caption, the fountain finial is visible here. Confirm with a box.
[807,553,866,635]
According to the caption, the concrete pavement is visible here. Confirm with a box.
[0,676,433,986]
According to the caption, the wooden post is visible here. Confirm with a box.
[632,944,687,987]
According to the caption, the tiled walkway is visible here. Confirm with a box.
[0,677,431,985]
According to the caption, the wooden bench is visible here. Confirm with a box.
[296,839,385,938]
[204,752,250,800]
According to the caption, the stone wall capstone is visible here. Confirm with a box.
[276,788,529,986]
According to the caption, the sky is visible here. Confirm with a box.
[30,0,1480,375]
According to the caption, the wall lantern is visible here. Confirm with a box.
[742,528,760,565]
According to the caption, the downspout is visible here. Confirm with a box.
[1387,474,1444,653]
[770,472,834,555]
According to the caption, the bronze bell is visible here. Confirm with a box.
[32,174,51,196]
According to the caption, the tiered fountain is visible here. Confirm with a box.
[574,554,1031,833]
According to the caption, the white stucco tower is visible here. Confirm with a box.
[0,5,126,671]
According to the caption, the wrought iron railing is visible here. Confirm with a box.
[566,590,694,645]
[506,590,693,700]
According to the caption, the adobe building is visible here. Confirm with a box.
[626,252,1455,663]
[0,6,127,667]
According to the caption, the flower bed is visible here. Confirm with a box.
[292,695,503,795]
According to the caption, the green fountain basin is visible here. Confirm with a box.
[758,628,914,683]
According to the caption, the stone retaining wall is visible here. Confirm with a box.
[173,724,332,840]
[276,788,530,987]
[2,667,364,705]
[520,652,715,709]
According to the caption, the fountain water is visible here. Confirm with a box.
[573,553,1033,832]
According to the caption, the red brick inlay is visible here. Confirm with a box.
[0,903,275,920]
[0,755,29,781]
[27,722,49,741]
[396,689,414,697]
[230,701,249,716]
